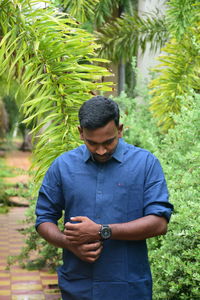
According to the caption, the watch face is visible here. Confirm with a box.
[101,226,111,239]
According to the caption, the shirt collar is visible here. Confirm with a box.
[83,146,91,162]
[83,138,124,163]
[112,138,124,163]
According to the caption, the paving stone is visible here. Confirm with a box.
[0,207,61,299]
[1,151,61,299]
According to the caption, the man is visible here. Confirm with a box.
[35,96,173,300]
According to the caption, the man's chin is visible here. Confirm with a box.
[93,155,111,163]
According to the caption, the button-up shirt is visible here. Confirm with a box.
[36,138,173,300]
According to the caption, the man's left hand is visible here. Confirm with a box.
[64,216,101,245]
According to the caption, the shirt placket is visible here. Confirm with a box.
[94,164,104,223]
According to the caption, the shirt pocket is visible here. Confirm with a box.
[113,182,143,222]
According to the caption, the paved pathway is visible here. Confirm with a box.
[0,150,61,299]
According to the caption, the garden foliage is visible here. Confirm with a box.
[114,68,162,154]
[59,0,136,28]
[0,0,112,188]
[149,92,200,299]
[1,0,111,270]
[0,158,13,213]
[82,0,200,131]
[149,0,200,131]
[0,99,8,137]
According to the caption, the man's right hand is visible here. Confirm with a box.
[67,240,103,263]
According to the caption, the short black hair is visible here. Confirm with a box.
[78,96,120,129]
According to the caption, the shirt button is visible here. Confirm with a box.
[97,190,102,194]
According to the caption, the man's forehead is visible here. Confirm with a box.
[82,125,118,141]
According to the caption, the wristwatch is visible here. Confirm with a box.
[99,224,112,240]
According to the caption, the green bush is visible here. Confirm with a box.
[114,91,162,153]
[148,92,200,299]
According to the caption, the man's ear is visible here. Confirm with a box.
[118,124,123,138]
[78,126,84,140]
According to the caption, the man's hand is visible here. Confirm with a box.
[67,240,103,263]
[64,216,101,245]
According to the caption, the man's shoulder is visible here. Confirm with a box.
[56,144,86,162]
[124,140,154,158]
[45,145,85,172]
[123,142,161,174]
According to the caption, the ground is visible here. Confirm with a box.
[0,148,61,300]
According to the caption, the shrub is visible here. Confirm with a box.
[114,93,161,153]
[148,92,200,299]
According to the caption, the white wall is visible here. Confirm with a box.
[137,0,166,81]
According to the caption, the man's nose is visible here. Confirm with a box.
[96,145,107,156]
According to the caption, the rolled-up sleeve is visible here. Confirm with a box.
[35,161,65,229]
[143,155,173,222]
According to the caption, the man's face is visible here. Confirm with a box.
[78,120,123,163]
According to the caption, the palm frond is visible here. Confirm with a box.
[96,11,168,62]
[149,33,200,131]
[94,0,121,27]
[0,0,112,188]
[59,0,137,27]
[166,0,200,39]
[149,0,200,132]
[60,0,99,23]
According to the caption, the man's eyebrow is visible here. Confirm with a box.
[85,139,97,144]
[103,137,116,144]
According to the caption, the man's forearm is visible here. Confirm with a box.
[110,215,168,241]
[37,222,68,248]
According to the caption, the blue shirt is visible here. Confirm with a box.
[36,139,173,300]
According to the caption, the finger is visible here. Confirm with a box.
[64,222,79,230]
[64,229,79,236]
[70,216,88,222]
[85,242,103,251]
[84,247,103,257]
[63,229,76,236]
[65,235,80,242]
[80,247,103,263]
[86,247,103,258]
[87,240,103,246]
[84,256,99,263]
